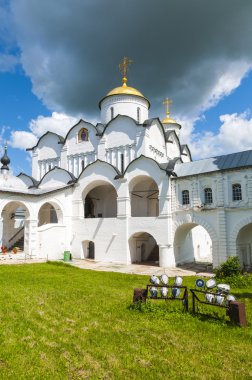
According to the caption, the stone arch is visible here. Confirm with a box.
[0,198,34,219]
[82,179,117,218]
[229,216,252,269]
[128,231,159,265]
[124,155,164,188]
[37,201,63,226]
[129,175,159,217]
[230,216,252,252]
[0,200,31,254]
[173,215,218,266]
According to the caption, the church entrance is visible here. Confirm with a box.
[174,223,213,268]
[82,240,95,259]
[236,223,252,271]
[0,201,29,254]
[129,232,159,265]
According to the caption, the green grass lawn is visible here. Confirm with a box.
[0,262,251,380]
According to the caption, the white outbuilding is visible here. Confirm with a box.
[1,59,252,270]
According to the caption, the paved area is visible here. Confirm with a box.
[0,255,46,265]
[0,255,213,277]
[69,259,214,277]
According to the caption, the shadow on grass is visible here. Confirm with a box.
[235,292,252,300]
[46,260,77,269]
[128,300,247,327]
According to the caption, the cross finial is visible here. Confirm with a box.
[118,57,133,86]
[162,97,173,117]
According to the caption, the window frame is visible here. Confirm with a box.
[182,189,190,205]
[204,187,213,204]
[232,183,242,201]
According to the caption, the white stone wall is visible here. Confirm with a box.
[33,133,62,180]
[38,224,66,259]
[1,162,252,267]
[172,168,252,266]
[100,95,149,124]
[3,91,252,269]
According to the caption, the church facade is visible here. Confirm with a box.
[0,59,252,269]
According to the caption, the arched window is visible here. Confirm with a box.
[204,188,212,204]
[137,107,141,123]
[81,160,85,171]
[232,183,242,201]
[78,128,88,142]
[110,107,114,120]
[182,190,190,205]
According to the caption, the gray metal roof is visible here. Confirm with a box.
[174,149,252,177]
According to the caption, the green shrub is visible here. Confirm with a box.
[214,256,252,287]
[218,274,252,288]
[214,256,242,278]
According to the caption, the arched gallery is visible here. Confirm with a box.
[1,65,252,270]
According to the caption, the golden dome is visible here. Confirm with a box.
[99,77,150,109]
[106,82,145,97]
[99,57,150,108]
[162,116,177,124]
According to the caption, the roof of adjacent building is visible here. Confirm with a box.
[174,149,252,177]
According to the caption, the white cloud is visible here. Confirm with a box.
[9,130,38,150]
[9,0,252,118]
[201,61,252,112]
[172,59,252,122]
[9,112,79,151]
[29,112,78,137]
[188,111,252,159]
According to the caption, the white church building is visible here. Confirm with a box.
[0,59,252,270]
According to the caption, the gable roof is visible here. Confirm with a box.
[26,131,64,151]
[38,166,77,187]
[180,144,192,161]
[17,173,39,188]
[77,159,121,180]
[62,119,99,146]
[174,149,252,178]
[99,114,139,137]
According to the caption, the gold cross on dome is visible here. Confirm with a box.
[118,57,133,85]
[162,97,173,116]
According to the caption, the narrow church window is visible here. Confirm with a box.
[120,153,124,173]
[110,107,114,120]
[232,183,242,201]
[204,188,212,204]
[78,128,89,142]
[182,190,190,205]
[48,164,51,171]
[81,160,85,171]
[137,107,141,123]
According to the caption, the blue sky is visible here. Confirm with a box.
[0,70,49,173]
[1,0,252,175]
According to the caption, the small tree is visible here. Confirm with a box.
[214,256,242,278]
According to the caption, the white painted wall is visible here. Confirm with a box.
[100,95,149,124]
[38,224,66,259]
